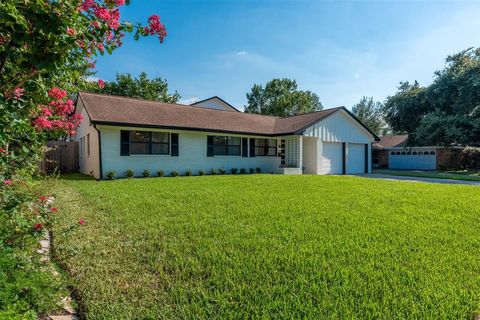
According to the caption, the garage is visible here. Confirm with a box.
[347,143,366,174]
[320,142,343,174]
[389,150,436,170]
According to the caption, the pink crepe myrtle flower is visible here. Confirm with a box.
[50,207,58,213]
[34,223,43,231]
[67,27,76,36]
[80,0,94,11]
[98,79,105,89]
[48,87,67,100]
[33,117,52,130]
[41,107,52,117]
[94,7,111,21]
[3,179,12,186]
[115,0,125,5]
[12,87,25,99]
[39,196,48,202]
[0,147,6,153]
[79,219,85,225]
[96,42,105,54]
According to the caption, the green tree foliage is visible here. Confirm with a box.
[383,81,429,134]
[351,97,386,136]
[245,78,322,117]
[383,48,480,146]
[92,72,181,103]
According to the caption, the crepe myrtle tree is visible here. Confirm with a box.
[0,0,167,175]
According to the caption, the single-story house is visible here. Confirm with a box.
[372,135,459,170]
[75,92,379,179]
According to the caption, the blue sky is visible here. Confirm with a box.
[93,0,480,110]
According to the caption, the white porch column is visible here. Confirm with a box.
[316,139,323,174]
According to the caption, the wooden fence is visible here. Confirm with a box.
[39,141,79,174]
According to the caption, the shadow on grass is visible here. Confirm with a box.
[59,173,96,181]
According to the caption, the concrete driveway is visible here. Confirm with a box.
[356,173,480,186]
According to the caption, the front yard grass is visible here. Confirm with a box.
[374,168,480,181]
[53,174,480,319]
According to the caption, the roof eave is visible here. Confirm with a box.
[91,120,297,137]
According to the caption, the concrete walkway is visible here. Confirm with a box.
[356,173,480,186]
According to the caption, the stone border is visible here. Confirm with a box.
[38,231,79,320]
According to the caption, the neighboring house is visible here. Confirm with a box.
[75,92,378,179]
[373,135,458,170]
[190,96,240,112]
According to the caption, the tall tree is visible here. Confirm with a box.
[351,97,387,136]
[244,78,322,117]
[382,81,430,135]
[382,47,480,146]
[92,72,180,103]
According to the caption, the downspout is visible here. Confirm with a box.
[93,124,103,180]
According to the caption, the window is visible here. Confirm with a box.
[413,151,417,155]
[210,136,241,156]
[430,151,436,155]
[130,131,169,155]
[391,151,395,155]
[255,139,277,156]
[401,151,406,155]
[396,152,400,155]
[418,151,423,155]
[407,151,411,155]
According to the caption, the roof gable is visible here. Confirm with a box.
[191,96,240,112]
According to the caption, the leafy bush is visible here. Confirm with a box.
[461,146,480,169]
[185,169,192,176]
[219,168,226,175]
[198,169,205,176]
[143,170,151,178]
[240,168,247,174]
[209,168,218,175]
[106,171,116,180]
[255,167,262,173]
[125,169,134,178]
[157,170,165,177]
[230,168,238,174]
[249,168,255,174]
[170,170,179,177]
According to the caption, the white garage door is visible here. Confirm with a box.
[389,150,436,170]
[347,143,365,174]
[320,142,343,174]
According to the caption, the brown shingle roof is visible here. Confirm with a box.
[77,92,345,136]
[373,135,408,149]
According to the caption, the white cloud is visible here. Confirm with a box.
[236,50,248,56]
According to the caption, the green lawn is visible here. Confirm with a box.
[52,174,480,319]
[374,169,480,181]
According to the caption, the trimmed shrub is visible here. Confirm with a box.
[255,167,262,173]
[462,146,480,169]
[125,169,134,178]
[230,168,238,174]
[157,170,164,177]
[219,168,226,175]
[185,169,192,176]
[198,169,205,176]
[249,168,255,174]
[142,170,151,178]
[209,168,218,175]
[170,170,179,177]
[106,171,116,180]
[240,168,247,174]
